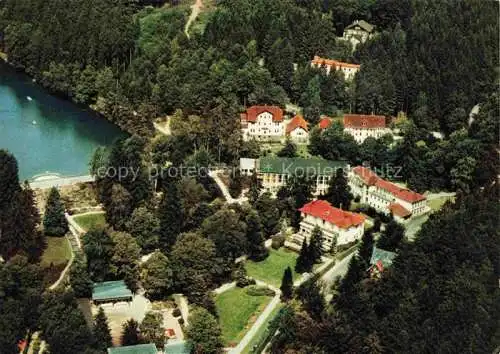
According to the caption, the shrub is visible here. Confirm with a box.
[245,285,275,297]
[172,308,181,318]
[178,318,184,326]
[271,234,285,249]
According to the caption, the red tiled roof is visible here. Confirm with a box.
[389,203,411,218]
[318,117,332,130]
[312,56,361,69]
[376,179,426,203]
[286,115,308,134]
[352,166,426,203]
[352,166,380,186]
[299,200,365,229]
[242,105,283,123]
[343,114,386,129]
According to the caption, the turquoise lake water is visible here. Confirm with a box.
[0,61,125,180]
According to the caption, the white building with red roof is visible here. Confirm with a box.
[286,115,309,144]
[295,200,365,251]
[240,105,285,141]
[349,166,429,222]
[343,114,391,143]
[311,56,360,81]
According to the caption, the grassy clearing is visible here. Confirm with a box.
[428,195,455,212]
[215,287,272,347]
[41,237,72,267]
[73,212,107,231]
[245,248,299,287]
[40,236,72,287]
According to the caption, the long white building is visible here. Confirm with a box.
[311,56,360,81]
[348,166,429,222]
[295,200,365,251]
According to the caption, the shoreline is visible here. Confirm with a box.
[0,54,137,136]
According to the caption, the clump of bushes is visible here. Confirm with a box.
[245,285,275,297]
[271,233,285,249]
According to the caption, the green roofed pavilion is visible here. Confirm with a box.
[92,280,133,303]
[107,344,158,354]
[258,157,347,176]
[370,246,397,268]
[164,340,192,354]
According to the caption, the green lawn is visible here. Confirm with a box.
[242,303,284,354]
[428,195,455,212]
[41,237,72,268]
[73,212,107,231]
[245,248,299,287]
[215,287,272,346]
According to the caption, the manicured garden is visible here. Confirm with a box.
[245,248,299,287]
[215,286,273,346]
[73,212,107,231]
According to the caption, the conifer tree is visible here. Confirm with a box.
[280,266,294,301]
[377,219,405,252]
[325,168,352,210]
[43,187,68,236]
[228,168,242,198]
[245,209,268,261]
[358,229,375,268]
[277,138,298,158]
[295,239,312,273]
[296,276,325,320]
[92,307,112,351]
[309,226,324,264]
[121,319,140,346]
[69,254,93,298]
[158,182,182,252]
[248,171,262,206]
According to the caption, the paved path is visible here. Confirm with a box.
[30,175,94,190]
[184,0,203,38]
[209,170,248,204]
[321,252,355,294]
[230,283,281,354]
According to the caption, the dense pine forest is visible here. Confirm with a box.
[0,0,498,353]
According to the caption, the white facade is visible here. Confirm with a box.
[344,126,391,144]
[242,111,285,141]
[288,127,309,144]
[342,20,375,50]
[296,212,364,251]
[348,168,429,220]
[260,173,331,196]
[239,158,256,176]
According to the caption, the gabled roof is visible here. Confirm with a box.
[375,179,426,203]
[299,200,365,229]
[351,166,426,204]
[389,203,411,218]
[93,280,132,302]
[312,56,361,69]
[352,166,380,186]
[345,20,374,33]
[107,343,158,354]
[241,105,283,123]
[318,117,332,130]
[258,157,346,176]
[343,114,386,129]
[286,115,308,134]
[370,246,396,268]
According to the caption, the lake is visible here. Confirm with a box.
[0,61,125,180]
